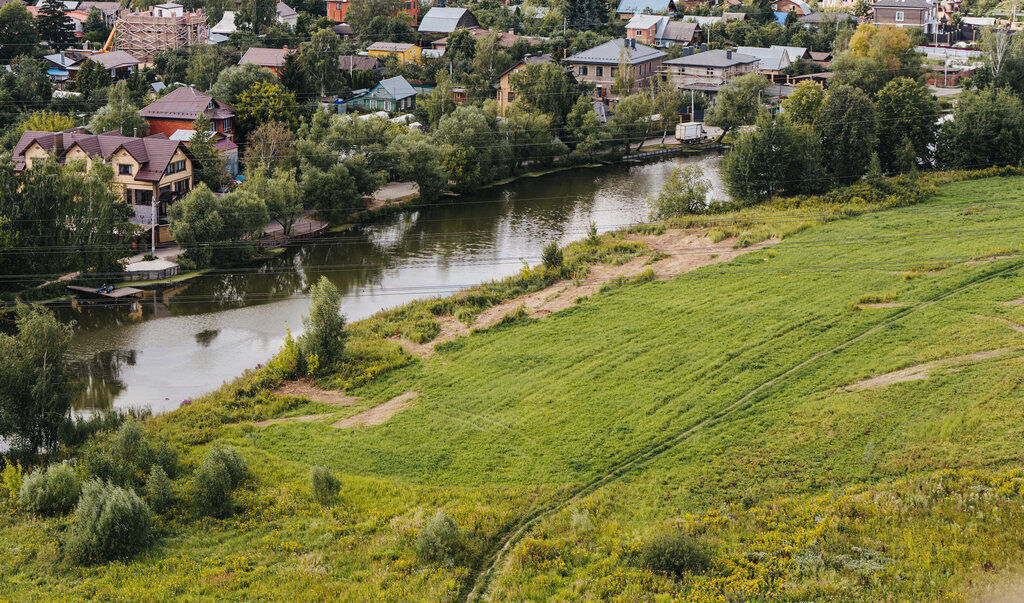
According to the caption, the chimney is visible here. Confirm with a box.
[726,50,732,59]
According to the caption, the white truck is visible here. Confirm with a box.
[675,121,705,143]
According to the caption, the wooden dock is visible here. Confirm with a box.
[67,285,144,299]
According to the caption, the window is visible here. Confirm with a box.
[222,119,231,132]
[507,92,515,102]
[164,159,187,175]
[706,67,714,75]
[611,67,617,77]
[596,66,603,77]
[336,2,341,8]
[118,164,132,175]
[895,10,904,20]
[636,29,643,35]
[579,65,588,76]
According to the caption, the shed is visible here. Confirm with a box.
[417,7,479,33]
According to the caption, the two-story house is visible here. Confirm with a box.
[326,0,419,24]
[565,38,666,101]
[12,129,199,249]
[626,15,701,47]
[139,86,235,142]
[662,49,759,99]
[871,0,938,34]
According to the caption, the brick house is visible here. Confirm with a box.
[625,15,700,47]
[662,49,759,99]
[139,86,235,142]
[565,38,666,101]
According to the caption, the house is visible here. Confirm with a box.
[42,50,88,89]
[625,15,700,47]
[325,0,418,24]
[417,7,479,33]
[239,46,295,74]
[772,0,812,15]
[871,0,938,34]
[12,129,199,247]
[662,49,759,98]
[735,45,794,79]
[210,10,236,36]
[78,0,122,25]
[615,0,676,19]
[332,22,352,39]
[431,28,534,50]
[565,38,666,101]
[494,53,553,115]
[112,3,208,62]
[140,86,235,141]
[367,42,422,64]
[87,50,140,79]
[349,76,418,112]
[338,55,382,72]
[276,1,297,26]
[722,11,749,21]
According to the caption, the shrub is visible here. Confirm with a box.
[637,532,711,577]
[650,165,712,219]
[193,445,249,518]
[542,241,563,270]
[146,465,174,513]
[82,418,177,488]
[416,510,463,565]
[2,461,23,502]
[18,462,80,516]
[64,479,152,565]
[298,277,347,375]
[310,466,340,505]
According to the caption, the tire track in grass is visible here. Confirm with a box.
[462,259,1024,601]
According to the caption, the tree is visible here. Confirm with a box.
[431,105,507,192]
[235,81,299,134]
[937,88,1024,169]
[186,45,227,92]
[16,110,75,136]
[37,0,74,50]
[299,276,347,372]
[236,0,276,32]
[419,72,456,126]
[75,59,110,95]
[723,113,823,204]
[189,113,227,190]
[345,0,403,33]
[651,84,685,146]
[831,23,922,95]
[278,51,308,96]
[852,0,871,17]
[0,3,39,61]
[2,56,52,111]
[473,31,512,82]
[168,184,269,267]
[565,0,597,30]
[818,85,877,184]
[89,81,148,136]
[980,27,1024,90]
[650,165,712,219]
[245,121,296,171]
[387,133,448,202]
[565,94,605,163]
[359,14,416,45]
[781,80,825,124]
[0,306,72,456]
[508,62,581,127]
[445,29,477,64]
[613,46,637,98]
[501,104,567,171]
[299,160,363,218]
[210,63,276,106]
[873,77,937,172]
[705,72,768,142]
[611,92,655,154]
[300,28,340,97]
[82,6,109,45]
[152,48,190,85]
[248,167,303,233]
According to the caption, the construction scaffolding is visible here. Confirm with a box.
[113,5,209,63]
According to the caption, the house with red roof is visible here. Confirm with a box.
[139,86,236,142]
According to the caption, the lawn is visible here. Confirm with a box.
[5,175,1024,600]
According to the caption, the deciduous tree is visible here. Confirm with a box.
[937,88,1024,169]
[89,81,148,136]
[706,72,768,141]
[873,77,937,172]
[818,84,877,184]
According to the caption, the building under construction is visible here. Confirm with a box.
[113,3,208,63]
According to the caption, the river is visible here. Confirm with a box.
[56,153,725,413]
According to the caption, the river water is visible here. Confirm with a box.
[56,153,724,413]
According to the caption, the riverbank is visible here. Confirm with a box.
[8,170,1024,599]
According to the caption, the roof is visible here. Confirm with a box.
[417,7,479,33]
[682,15,723,26]
[239,47,292,68]
[778,0,812,13]
[615,0,675,14]
[773,45,809,60]
[12,129,194,181]
[139,86,234,121]
[44,51,89,70]
[373,76,416,100]
[872,0,932,7]
[722,11,747,19]
[332,22,352,35]
[565,38,666,65]
[367,41,416,52]
[735,46,792,71]
[77,1,121,15]
[339,55,382,70]
[798,11,825,22]
[276,1,296,19]
[625,14,664,30]
[210,10,236,34]
[664,49,758,67]
[662,20,698,42]
[496,52,552,79]
[808,50,833,62]
[88,50,140,70]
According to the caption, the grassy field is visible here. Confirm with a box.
[6,174,1024,599]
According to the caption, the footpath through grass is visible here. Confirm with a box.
[6,174,1024,599]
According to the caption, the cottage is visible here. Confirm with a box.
[367,42,422,64]
[87,50,140,78]
[615,0,677,19]
[735,45,796,79]
[494,53,554,115]
[565,38,666,101]
[625,15,700,47]
[871,0,938,34]
[662,49,759,98]
[12,129,199,248]
[326,0,418,24]
[349,76,418,113]
[139,86,235,141]
[276,1,297,26]
[238,47,295,74]
[417,7,479,33]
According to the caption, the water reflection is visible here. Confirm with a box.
[55,155,723,413]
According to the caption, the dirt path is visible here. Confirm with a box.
[272,380,360,407]
[253,413,336,427]
[845,349,1013,391]
[331,392,420,428]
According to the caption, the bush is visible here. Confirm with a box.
[637,532,711,577]
[298,276,347,375]
[416,510,463,565]
[2,461,23,502]
[146,465,174,513]
[64,479,152,565]
[310,466,340,505]
[542,241,563,270]
[82,418,177,488]
[193,445,249,518]
[18,462,80,516]
[650,165,712,219]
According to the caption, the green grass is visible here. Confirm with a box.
[7,175,1024,599]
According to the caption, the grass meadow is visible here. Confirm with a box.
[5,174,1024,599]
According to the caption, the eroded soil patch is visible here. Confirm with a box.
[332,392,420,428]
[845,349,1013,391]
[272,379,360,407]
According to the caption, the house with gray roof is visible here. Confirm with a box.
[663,49,759,97]
[615,0,677,19]
[565,38,666,100]
[417,7,479,33]
[625,15,700,47]
[349,76,418,113]
[871,0,937,34]
[735,45,793,77]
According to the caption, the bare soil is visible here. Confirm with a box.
[331,392,420,428]
[272,379,360,407]
[845,349,1012,391]
[253,413,336,427]
[966,255,1012,266]
[857,302,905,309]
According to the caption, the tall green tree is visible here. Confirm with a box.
[565,0,597,30]
[818,85,877,184]
[0,3,39,61]
[723,113,823,204]
[186,45,227,92]
[298,276,346,373]
[236,0,276,32]
[387,132,448,202]
[431,105,507,192]
[780,80,824,125]
[705,72,768,142]
[0,307,72,456]
[937,88,1024,169]
[248,167,303,233]
[508,62,581,127]
[210,63,276,105]
[189,113,227,190]
[501,104,567,171]
[168,184,269,267]
[300,28,340,97]
[611,92,655,154]
[235,81,299,134]
[565,94,604,163]
[873,77,937,172]
[278,51,309,95]
[37,0,74,50]
[75,59,110,95]
[89,81,148,136]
